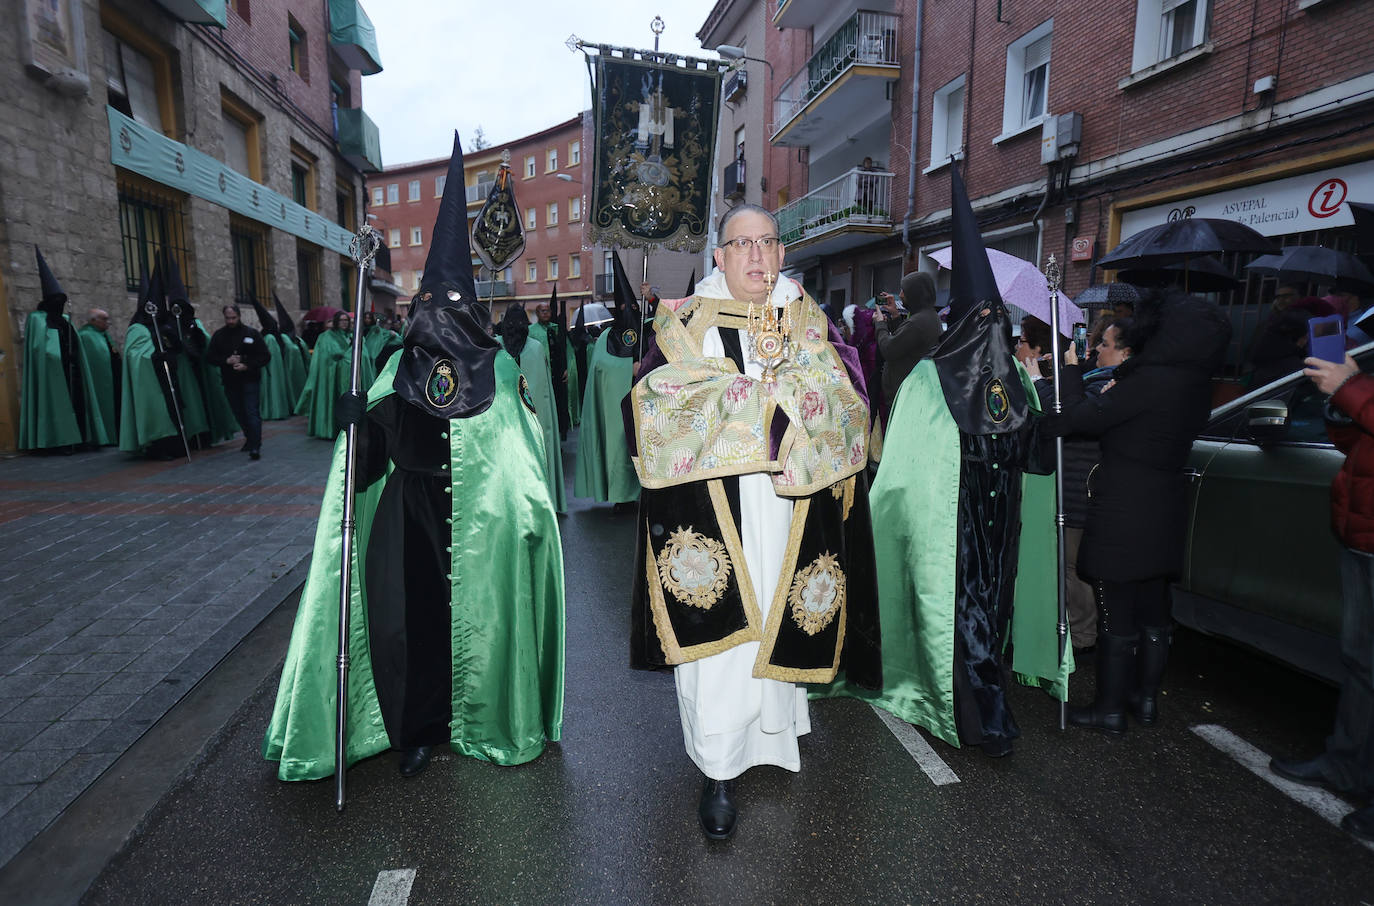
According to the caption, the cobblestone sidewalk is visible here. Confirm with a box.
[0,418,336,867]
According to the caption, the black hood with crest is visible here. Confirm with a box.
[499,303,530,359]
[605,251,643,359]
[393,132,501,420]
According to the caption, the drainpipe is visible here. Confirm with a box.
[901,0,926,261]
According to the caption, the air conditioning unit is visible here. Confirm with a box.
[723,160,746,199]
[723,69,747,103]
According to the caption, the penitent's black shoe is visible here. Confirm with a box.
[1269,755,1340,793]
[980,736,1014,758]
[249,449,261,460]
[398,746,433,778]
[1342,803,1374,842]
[698,776,737,840]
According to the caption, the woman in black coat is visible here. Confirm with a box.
[1044,290,1231,733]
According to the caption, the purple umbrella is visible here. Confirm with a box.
[930,246,1084,335]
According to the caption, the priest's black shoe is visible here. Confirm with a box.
[249,449,261,460]
[399,746,433,778]
[1342,804,1374,842]
[1269,755,1339,792]
[980,736,1013,758]
[698,777,737,840]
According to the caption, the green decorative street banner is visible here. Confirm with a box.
[106,107,353,256]
[589,54,722,252]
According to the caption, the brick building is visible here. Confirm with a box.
[699,0,1374,382]
[367,112,699,326]
[0,0,385,451]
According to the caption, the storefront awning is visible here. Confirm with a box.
[154,0,227,27]
[336,107,382,173]
[329,0,383,75]
[107,107,353,256]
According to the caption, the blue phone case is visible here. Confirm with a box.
[1309,314,1346,363]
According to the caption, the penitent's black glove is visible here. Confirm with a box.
[335,390,367,432]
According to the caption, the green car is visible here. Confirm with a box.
[1172,348,1370,684]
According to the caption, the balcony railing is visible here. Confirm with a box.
[776,167,893,245]
[723,160,746,199]
[475,280,510,298]
[773,11,900,137]
[466,181,495,204]
[595,273,615,296]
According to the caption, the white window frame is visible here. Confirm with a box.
[547,148,558,171]
[569,140,580,165]
[388,228,401,248]
[547,202,558,226]
[386,183,398,204]
[434,174,446,197]
[927,75,966,171]
[371,186,384,206]
[570,255,581,278]
[407,179,420,202]
[410,226,422,246]
[569,196,582,221]
[525,207,537,231]
[1131,0,1210,72]
[526,260,537,283]
[524,155,536,178]
[547,257,559,280]
[999,20,1053,142]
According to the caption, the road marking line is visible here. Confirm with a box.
[369,869,416,906]
[871,704,960,785]
[1191,724,1374,853]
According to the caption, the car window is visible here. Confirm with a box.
[1202,348,1374,445]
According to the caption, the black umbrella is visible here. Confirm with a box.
[1097,217,1277,271]
[1073,282,1144,311]
[1119,255,1241,293]
[1244,245,1374,291]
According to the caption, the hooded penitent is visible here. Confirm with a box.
[932,165,1029,437]
[250,297,280,335]
[605,251,643,358]
[499,302,530,359]
[393,132,501,420]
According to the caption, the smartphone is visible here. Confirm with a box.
[1073,326,1088,360]
[1308,314,1346,363]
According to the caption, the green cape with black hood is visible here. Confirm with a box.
[815,165,1071,749]
[265,133,564,778]
[20,247,110,449]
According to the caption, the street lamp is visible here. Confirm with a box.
[716,44,774,79]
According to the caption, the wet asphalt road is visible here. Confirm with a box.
[66,438,1374,904]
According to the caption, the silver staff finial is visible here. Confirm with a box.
[348,225,383,269]
[1045,253,1062,295]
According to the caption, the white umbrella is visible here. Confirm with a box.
[931,246,1084,335]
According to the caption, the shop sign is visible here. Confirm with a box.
[1120,159,1374,239]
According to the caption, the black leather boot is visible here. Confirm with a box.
[1068,631,1136,734]
[399,746,433,777]
[1130,625,1171,726]
[698,776,737,840]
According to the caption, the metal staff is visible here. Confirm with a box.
[1045,255,1070,730]
[335,224,382,812]
[145,298,193,464]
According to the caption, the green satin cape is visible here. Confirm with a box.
[528,322,579,427]
[259,334,294,421]
[518,339,566,513]
[77,324,119,444]
[295,330,375,439]
[573,332,640,504]
[118,322,179,452]
[263,351,566,779]
[20,311,109,449]
[816,359,1071,746]
[190,322,239,444]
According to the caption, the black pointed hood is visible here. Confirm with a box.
[393,132,500,420]
[548,285,568,372]
[273,293,298,338]
[499,302,529,359]
[605,251,643,358]
[131,262,164,329]
[35,247,67,313]
[570,300,589,346]
[250,296,279,335]
[685,268,696,297]
[931,164,1028,436]
[163,253,197,332]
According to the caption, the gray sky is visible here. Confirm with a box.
[362,1,723,167]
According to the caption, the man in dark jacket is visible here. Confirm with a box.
[874,271,941,428]
[1270,352,1374,842]
[207,305,271,459]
